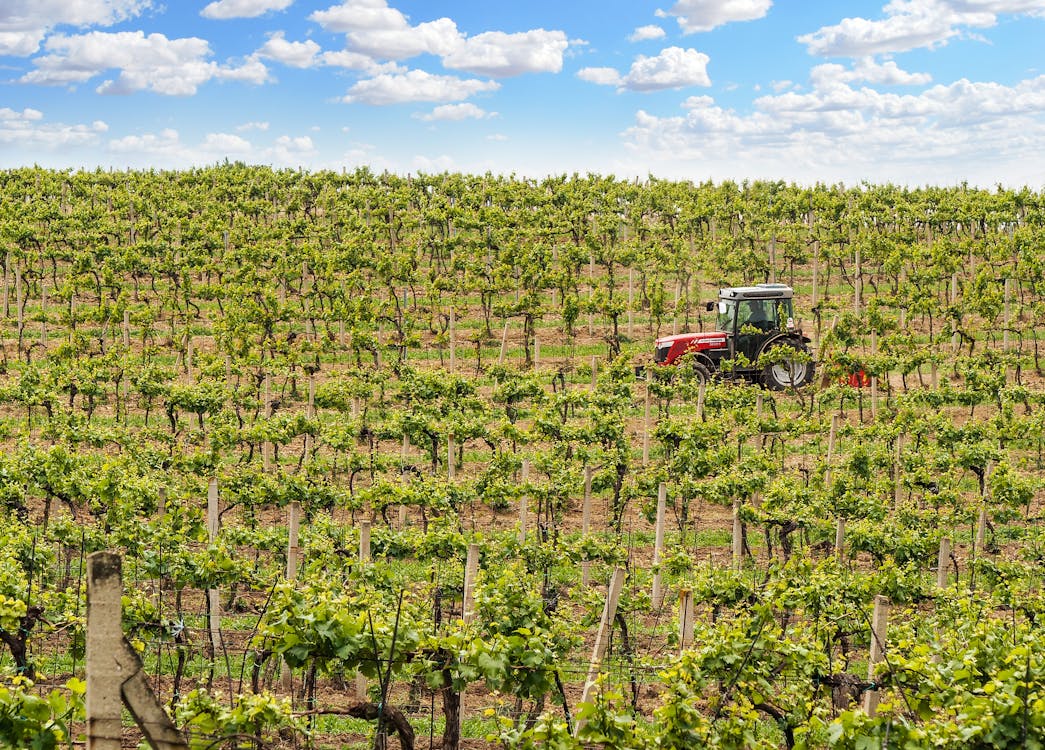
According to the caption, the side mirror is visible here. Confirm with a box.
[705,301,716,312]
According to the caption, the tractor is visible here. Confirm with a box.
[653,283,814,389]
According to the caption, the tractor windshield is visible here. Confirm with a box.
[720,297,794,333]
[716,300,737,333]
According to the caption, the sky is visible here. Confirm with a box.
[1,0,1045,187]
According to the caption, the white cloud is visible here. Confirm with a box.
[580,47,711,92]
[106,128,318,168]
[265,134,318,164]
[487,133,508,141]
[319,49,380,69]
[811,59,932,87]
[343,69,499,105]
[415,103,495,121]
[621,71,1045,185]
[201,0,294,19]
[236,121,270,131]
[0,0,150,56]
[441,29,569,76]
[20,31,270,95]
[343,17,462,60]
[0,108,107,152]
[663,0,773,33]
[309,0,409,32]
[798,0,1045,58]
[578,67,624,86]
[312,1,569,77]
[629,25,667,42]
[256,31,321,67]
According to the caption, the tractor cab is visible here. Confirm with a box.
[713,284,797,363]
[655,283,813,389]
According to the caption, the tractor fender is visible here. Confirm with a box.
[756,333,809,359]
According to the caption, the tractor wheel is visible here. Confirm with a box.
[692,362,713,385]
[761,340,814,390]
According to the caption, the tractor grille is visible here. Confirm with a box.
[654,344,670,363]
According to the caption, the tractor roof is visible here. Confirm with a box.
[719,283,793,300]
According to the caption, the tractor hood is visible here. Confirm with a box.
[654,331,729,364]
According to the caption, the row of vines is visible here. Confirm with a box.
[0,165,1043,749]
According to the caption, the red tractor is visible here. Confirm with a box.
[653,283,814,389]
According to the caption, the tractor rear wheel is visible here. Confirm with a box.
[692,362,713,385]
[761,340,814,390]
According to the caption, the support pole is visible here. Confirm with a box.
[651,483,667,609]
[863,595,890,717]
[575,567,626,736]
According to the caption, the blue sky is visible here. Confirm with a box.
[2,0,1044,186]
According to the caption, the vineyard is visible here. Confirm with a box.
[1,165,1045,749]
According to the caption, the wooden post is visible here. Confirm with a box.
[581,465,593,587]
[1,253,8,320]
[533,334,540,371]
[262,373,272,472]
[287,501,301,579]
[825,414,839,486]
[651,483,667,609]
[863,595,890,716]
[39,282,47,346]
[975,506,988,556]
[1003,277,1011,351]
[498,320,509,365]
[854,245,862,316]
[936,537,952,589]
[731,498,743,569]
[627,268,634,339]
[449,306,456,374]
[678,589,694,653]
[87,552,189,750]
[642,370,652,465]
[447,432,456,481]
[206,479,223,658]
[575,567,626,736]
[356,520,371,700]
[835,518,845,562]
[518,460,530,543]
[893,435,904,506]
[359,520,371,564]
[695,379,706,421]
[869,330,878,420]
[590,355,597,391]
[462,543,480,624]
[87,552,123,750]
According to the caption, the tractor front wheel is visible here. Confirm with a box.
[761,341,814,390]
[692,362,713,385]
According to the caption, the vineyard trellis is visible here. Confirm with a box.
[0,166,1043,749]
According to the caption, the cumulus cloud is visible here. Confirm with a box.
[106,128,319,168]
[343,69,499,105]
[442,29,568,76]
[577,67,624,86]
[201,0,294,19]
[256,31,321,67]
[415,103,495,121]
[621,70,1045,185]
[798,0,1045,58]
[579,47,711,92]
[629,25,667,42]
[811,58,933,87]
[661,0,773,33]
[0,0,150,56]
[20,30,270,95]
[311,0,570,76]
[0,108,108,152]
